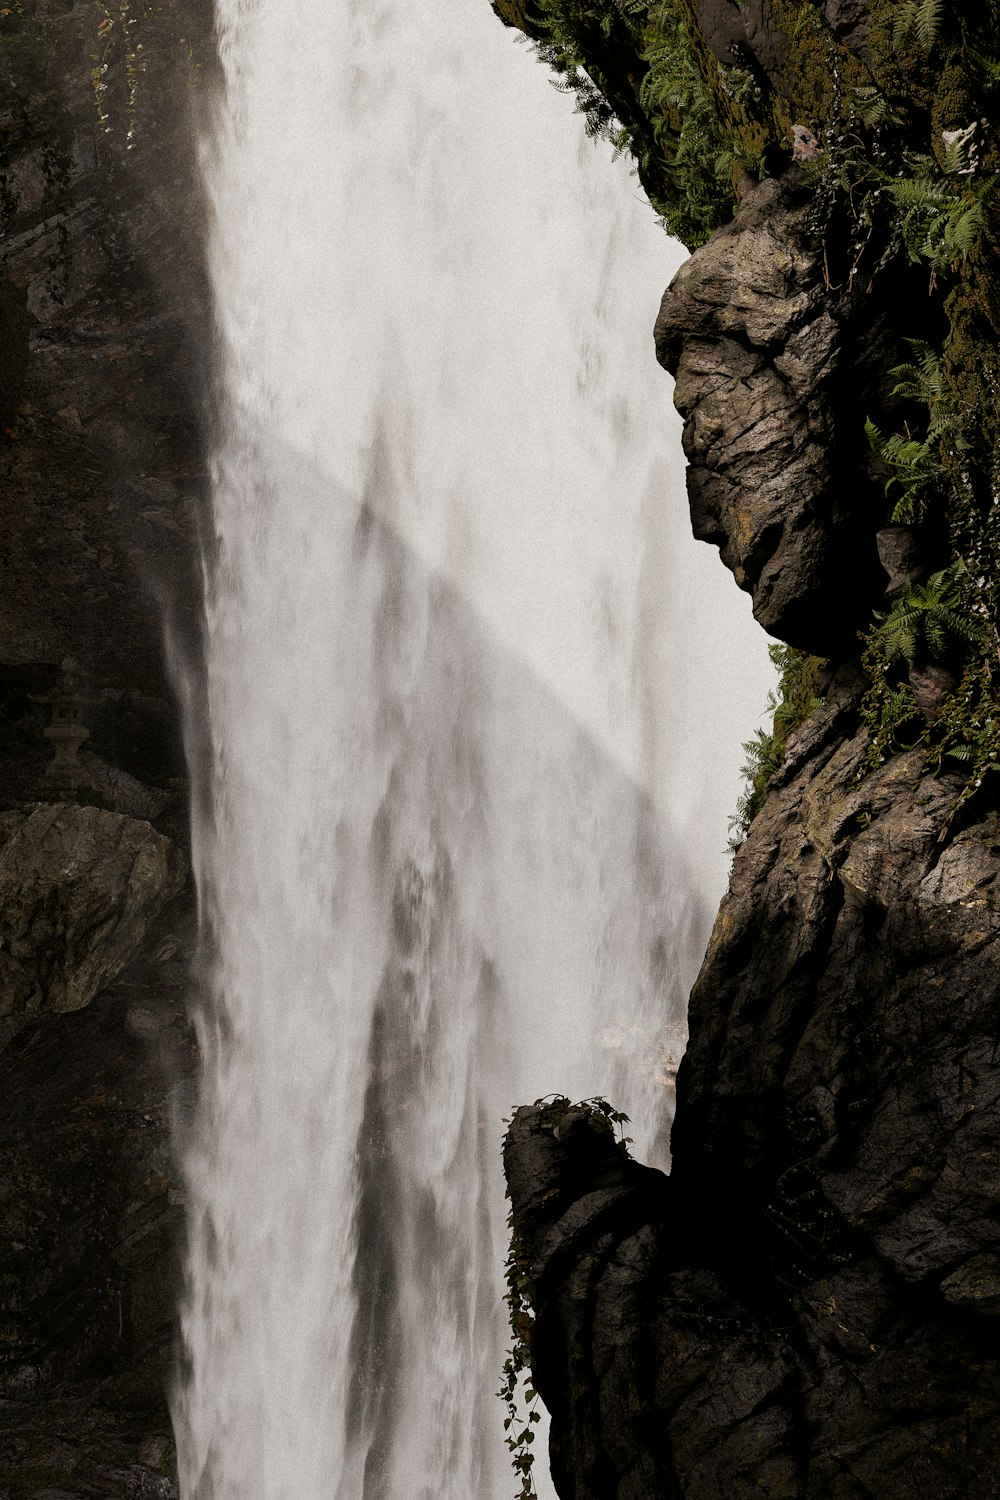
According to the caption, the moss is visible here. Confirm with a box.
[730,646,827,848]
[0,1467,80,1496]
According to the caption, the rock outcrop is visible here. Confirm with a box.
[0,0,209,695]
[0,886,195,1491]
[653,172,914,657]
[0,803,185,1027]
[500,3,1000,1496]
[507,676,1000,1494]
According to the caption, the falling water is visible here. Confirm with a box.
[172,1,772,1497]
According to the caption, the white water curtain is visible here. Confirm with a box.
[171,2,772,1496]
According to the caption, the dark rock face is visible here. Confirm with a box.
[0,888,195,1492]
[654,173,893,657]
[695,0,790,88]
[0,3,211,1487]
[0,278,30,426]
[506,673,1000,1497]
[0,6,209,697]
[505,1105,675,1500]
[822,0,871,50]
[695,0,747,67]
[0,804,185,1028]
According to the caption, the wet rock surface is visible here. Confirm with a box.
[506,673,1000,1498]
[0,4,210,698]
[0,1391,179,1499]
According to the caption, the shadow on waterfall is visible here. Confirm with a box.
[172,425,714,1499]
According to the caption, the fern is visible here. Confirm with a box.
[888,339,946,405]
[852,84,894,128]
[940,123,978,178]
[728,647,825,849]
[922,197,983,268]
[638,2,737,245]
[888,341,965,452]
[865,416,943,522]
[885,155,988,274]
[876,560,982,667]
[891,0,944,53]
[965,44,1000,92]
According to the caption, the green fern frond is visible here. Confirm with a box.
[888,173,952,212]
[875,560,983,668]
[892,0,943,53]
[890,340,945,403]
[965,44,1000,90]
[853,84,893,128]
[728,646,826,849]
[916,0,943,49]
[941,129,976,178]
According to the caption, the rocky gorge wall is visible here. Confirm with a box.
[0,3,212,1491]
[498,1,1000,1497]
[1,0,999,1498]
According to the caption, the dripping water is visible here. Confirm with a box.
[171,1,773,1496]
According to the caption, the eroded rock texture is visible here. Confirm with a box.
[654,172,913,656]
[506,671,1000,1498]
[0,803,185,1026]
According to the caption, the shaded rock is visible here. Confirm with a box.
[0,1388,180,1499]
[505,672,1000,1498]
[0,888,196,1406]
[740,0,791,86]
[0,278,30,426]
[907,661,959,720]
[0,0,205,1485]
[0,2,209,701]
[694,0,789,86]
[504,1102,676,1500]
[823,0,872,49]
[876,524,925,597]
[940,1255,1000,1315]
[0,804,185,1019]
[695,0,746,66]
[791,123,820,160]
[654,172,896,656]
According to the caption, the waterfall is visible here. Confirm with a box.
[171,1,772,1497]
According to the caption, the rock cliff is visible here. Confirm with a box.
[497,1,1000,1496]
[0,1,211,1489]
[2,0,1000,1496]
[507,674,1000,1496]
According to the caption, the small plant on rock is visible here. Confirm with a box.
[499,1212,541,1500]
[728,646,826,850]
[875,559,981,667]
[499,1097,631,1498]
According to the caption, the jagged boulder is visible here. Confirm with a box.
[654,172,893,657]
[0,803,186,1021]
[504,1102,676,1500]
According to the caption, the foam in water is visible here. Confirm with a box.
[171,1,773,1496]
